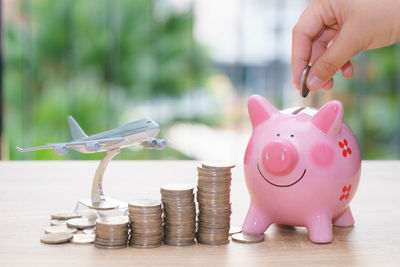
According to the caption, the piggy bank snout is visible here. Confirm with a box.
[262,140,298,176]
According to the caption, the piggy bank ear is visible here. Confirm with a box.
[312,100,344,136]
[248,95,279,128]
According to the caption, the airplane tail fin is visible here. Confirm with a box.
[67,116,88,140]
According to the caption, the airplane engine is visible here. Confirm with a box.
[141,139,157,149]
[155,139,167,150]
[54,145,68,155]
[86,141,100,151]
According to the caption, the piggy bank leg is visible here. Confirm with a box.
[242,203,272,234]
[332,207,354,227]
[306,213,332,243]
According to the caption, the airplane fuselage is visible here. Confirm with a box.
[72,119,160,153]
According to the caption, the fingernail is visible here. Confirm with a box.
[307,76,323,91]
[322,79,333,90]
[342,66,353,78]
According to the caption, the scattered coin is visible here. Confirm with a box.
[71,234,95,244]
[229,226,242,235]
[67,218,95,229]
[83,228,95,235]
[50,219,67,226]
[51,212,81,220]
[196,162,235,245]
[40,232,73,244]
[231,232,265,244]
[161,184,196,246]
[300,65,311,98]
[76,210,98,221]
[44,225,77,234]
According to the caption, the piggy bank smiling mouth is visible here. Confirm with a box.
[257,163,307,187]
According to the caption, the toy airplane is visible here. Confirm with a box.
[16,116,167,211]
[16,116,167,154]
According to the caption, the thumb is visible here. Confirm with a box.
[307,27,360,91]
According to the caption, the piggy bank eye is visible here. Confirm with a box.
[276,133,280,137]
[290,134,294,138]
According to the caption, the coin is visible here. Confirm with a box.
[129,243,161,249]
[96,216,129,226]
[83,228,95,235]
[94,243,127,249]
[231,232,265,244]
[161,184,194,194]
[201,161,235,170]
[129,199,162,208]
[50,219,67,226]
[197,161,234,245]
[44,225,78,234]
[229,226,242,235]
[128,198,163,248]
[67,218,95,229]
[197,167,231,175]
[163,239,196,246]
[51,212,81,220]
[300,65,311,97]
[71,234,95,244]
[161,184,196,246]
[40,232,73,244]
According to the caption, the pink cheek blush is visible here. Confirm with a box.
[311,143,334,167]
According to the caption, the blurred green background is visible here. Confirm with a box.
[2,0,400,161]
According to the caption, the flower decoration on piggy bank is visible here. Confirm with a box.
[243,95,361,243]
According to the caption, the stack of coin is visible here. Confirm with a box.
[161,184,196,246]
[128,199,163,248]
[196,161,235,245]
[94,216,129,249]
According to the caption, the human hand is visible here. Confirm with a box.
[292,0,400,91]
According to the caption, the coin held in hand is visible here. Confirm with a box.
[300,65,311,98]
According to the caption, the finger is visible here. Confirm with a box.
[310,27,337,64]
[307,26,361,91]
[291,0,337,89]
[322,79,334,90]
[341,60,354,78]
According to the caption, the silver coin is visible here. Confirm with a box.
[71,234,95,244]
[231,232,264,244]
[96,216,129,226]
[44,225,78,234]
[67,218,95,229]
[51,212,81,220]
[201,161,235,170]
[229,226,242,235]
[50,219,67,226]
[83,228,95,235]
[40,232,73,244]
[300,65,311,98]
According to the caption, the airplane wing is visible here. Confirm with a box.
[16,137,125,154]
[52,137,125,148]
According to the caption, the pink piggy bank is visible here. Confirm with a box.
[243,95,361,243]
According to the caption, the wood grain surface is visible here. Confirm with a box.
[0,160,399,266]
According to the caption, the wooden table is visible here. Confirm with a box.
[0,161,399,266]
